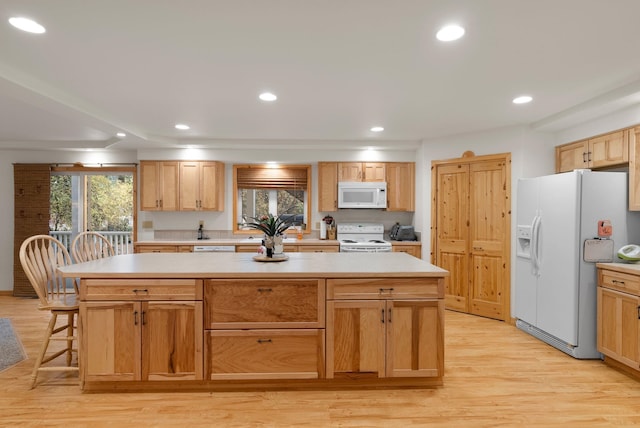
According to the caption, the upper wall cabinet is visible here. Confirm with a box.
[318,162,338,212]
[140,160,224,212]
[556,130,629,173]
[386,162,415,211]
[338,162,386,182]
[318,161,415,212]
[140,161,180,211]
[179,161,225,211]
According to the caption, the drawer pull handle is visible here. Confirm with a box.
[257,339,272,344]
[379,287,395,293]
[133,289,149,294]
[257,288,273,292]
[612,280,625,285]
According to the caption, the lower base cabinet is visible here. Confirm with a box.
[78,274,445,390]
[597,266,640,375]
[326,278,444,379]
[81,300,203,382]
[206,329,325,380]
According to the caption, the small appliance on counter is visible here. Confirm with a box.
[389,223,417,241]
[320,215,334,240]
[617,244,640,262]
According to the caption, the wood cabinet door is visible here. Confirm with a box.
[597,287,640,369]
[590,130,628,169]
[386,300,443,378]
[140,161,161,211]
[363,162,386,182]
[179,161,200,211]
[199,161,224,211]
[468,159,509,320]
[142,301,203,381]
[630,127,640,211]
[433,163,470,313]
[326,300,386,379]
[318,162,338,211]
[81,301,141,382]
[556,140,588,173]
[386,162,415,211]
[338,162,363,181]
[159,161,180,211]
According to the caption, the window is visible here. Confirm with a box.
[50,165,136,254]
[233,164,311,234]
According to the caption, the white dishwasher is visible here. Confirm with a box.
[193,245,236,252]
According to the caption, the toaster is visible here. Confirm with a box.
[390,223,417,241]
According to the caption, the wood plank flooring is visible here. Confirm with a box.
[1,295,639,427]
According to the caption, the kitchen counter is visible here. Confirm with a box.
[596,261,640,275]
[58,252,446,392]
[135,238,338,246]
[59,252,445,279]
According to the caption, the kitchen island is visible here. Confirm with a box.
[58,252,448,392]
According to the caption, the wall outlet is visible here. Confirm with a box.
[142,220,153,229]
[315,222,320,230]
[199,220,204,226]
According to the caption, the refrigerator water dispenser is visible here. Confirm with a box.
[516,225,532,258]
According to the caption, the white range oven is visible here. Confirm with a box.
[337,223,392,253]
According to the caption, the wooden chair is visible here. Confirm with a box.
[19,235,79,388]
[71,231,115,263]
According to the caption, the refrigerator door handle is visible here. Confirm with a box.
[531,214,542,276]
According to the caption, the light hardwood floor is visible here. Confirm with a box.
[1,295,639,427]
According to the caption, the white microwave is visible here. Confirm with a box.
[338,181,387,209]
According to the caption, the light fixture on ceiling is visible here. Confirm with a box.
[513,95,533,104]
[8,17,46,34]
[175,123,190,130]
[259,92,277,102]
[370,126,384,132]
[436,24,465,42]
[116,132,126,138]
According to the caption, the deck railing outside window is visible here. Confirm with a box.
[50,231,133,256]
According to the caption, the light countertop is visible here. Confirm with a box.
[596,262,640,275]
[58,252,447,279]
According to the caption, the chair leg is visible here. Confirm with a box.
[66,312,75,366]
[31,313,58,389]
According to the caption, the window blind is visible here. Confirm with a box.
[236,166,308,190]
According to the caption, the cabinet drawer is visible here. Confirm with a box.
[205,329,325,380]
[599,269,640,296]
[327,278,443,300]
[135,245,178,253]
[204,279,325,328]
[298,245,339,253]
[80,279,202,301]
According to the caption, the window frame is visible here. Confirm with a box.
[232,164,312,235]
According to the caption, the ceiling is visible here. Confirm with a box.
[2,0,640,152]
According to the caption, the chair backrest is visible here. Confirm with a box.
[19,235,78,309]
[71,231,115,263]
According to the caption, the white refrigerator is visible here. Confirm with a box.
[515,170,640,359]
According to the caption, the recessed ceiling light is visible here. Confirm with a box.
[116,132,126,138]
[513,95,533,104]
[175,124,190,130]
[370,126,384,132]
[259,92,277,102]
[436,24,465,42]
[8,17,46,34]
